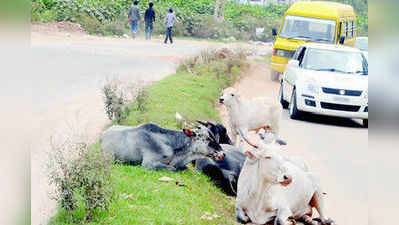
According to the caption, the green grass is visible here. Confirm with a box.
[49,54,246,225]
[125,62,242,129]
[50,164,238,225]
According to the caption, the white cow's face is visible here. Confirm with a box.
[219,87,239,107]
[246,149,292,186]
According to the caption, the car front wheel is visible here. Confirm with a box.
[363,119,368,128]
[289,89,301,119]
[279,83,289,109]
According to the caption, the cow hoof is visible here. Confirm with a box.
[312,218,335,225]
[236,215,249,224]
[322,219,335,225]
[274,218,284,225]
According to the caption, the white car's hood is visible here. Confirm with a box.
[299,69,368,90]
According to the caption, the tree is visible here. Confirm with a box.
[214,0,226,21]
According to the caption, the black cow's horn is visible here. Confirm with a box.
[196,120,208,126]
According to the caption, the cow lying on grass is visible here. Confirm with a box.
[236,132,334,225]
[195,121,245,195]
[219,87,286,149]
[100,123,225,171]
[196,144,245,195]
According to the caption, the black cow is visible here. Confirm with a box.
[195,121,246,196]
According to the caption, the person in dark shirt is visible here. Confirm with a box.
[144,2,156,40]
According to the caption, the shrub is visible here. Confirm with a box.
[102,78,147,124]
[190,16,238,39]
[78,15,103,35]
[48,135,114,223]
[39,10,57,22]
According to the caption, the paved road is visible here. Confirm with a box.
[30,32,235,225]
[220,62,368,225]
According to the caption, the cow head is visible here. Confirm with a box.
[246,148,292,187]
[197,120,233,145]
[219,87,239,106]
[183,126,225,160]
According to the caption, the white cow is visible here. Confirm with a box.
[219,87,285,149]
[235,138,334,225]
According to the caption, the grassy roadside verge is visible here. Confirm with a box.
[49,49,248,225]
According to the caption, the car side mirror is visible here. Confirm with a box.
[272,28,277,36]
[339,36,345,45]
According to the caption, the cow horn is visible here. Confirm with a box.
[196,120,208,126]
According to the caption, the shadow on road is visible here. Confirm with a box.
[297,112,365,128]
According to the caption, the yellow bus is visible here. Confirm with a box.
[270,1,357,80]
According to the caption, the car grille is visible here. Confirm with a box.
[322,87,362,97]
[320,102,361,112]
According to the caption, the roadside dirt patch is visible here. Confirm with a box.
[32,22,86,34]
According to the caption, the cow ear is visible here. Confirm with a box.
[183,129,196,137]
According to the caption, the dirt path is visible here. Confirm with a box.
[218,61,368,225]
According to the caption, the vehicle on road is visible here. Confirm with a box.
[279,43,368,127]
[270,1,357,81]
[355,36,368,59]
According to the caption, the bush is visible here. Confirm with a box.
[190,16,237,39]
[102,78,147,124]
[78,15,103,35]
[48,135,114,223]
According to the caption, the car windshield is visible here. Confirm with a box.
[355,38,368,51]
[280,15,336,44]
[303,48,368,75]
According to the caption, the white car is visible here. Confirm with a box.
[279,43,368,127]
[355,37,368,59]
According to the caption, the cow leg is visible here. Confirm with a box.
[274,208,293,225]
[233,129,240,148]
[270,108,287,146]
[228,122,238,146]
[300,215,319,225]
[142,156,176,171]
[235,205,250,224]
[310,192,334,225]
[220,168,238,195]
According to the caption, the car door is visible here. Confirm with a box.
[283,47,306,102]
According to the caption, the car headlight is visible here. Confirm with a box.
[363,90,368,99]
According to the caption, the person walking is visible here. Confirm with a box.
[144,2,156,40]
[163,8,177,44]
[128,1,141,39]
